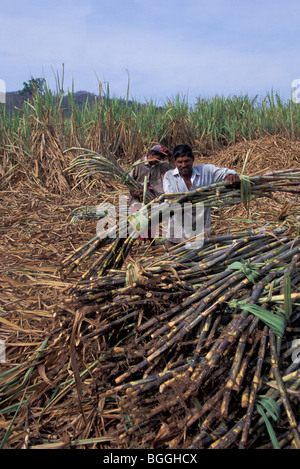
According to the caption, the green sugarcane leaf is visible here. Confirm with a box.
[0,400,25,449]
[257,396,281,422]
[256,405,280,449]
[256,397,281,449]
[228,259,260,284]
[229,300,285,337]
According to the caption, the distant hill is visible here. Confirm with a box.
[2,90,148,117]
[4,90,98,114]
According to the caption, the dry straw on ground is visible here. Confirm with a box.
[0,135,299,449]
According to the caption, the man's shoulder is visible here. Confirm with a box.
[193,163,221,173]
[164,167,177,177]
[192,164,206,174]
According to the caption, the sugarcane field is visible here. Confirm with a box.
[1,90,300,450]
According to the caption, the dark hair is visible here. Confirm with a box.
[173,144,194,160]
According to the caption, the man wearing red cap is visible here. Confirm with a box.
[129,144,174,204]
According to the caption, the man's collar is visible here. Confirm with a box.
[173,166,200,176]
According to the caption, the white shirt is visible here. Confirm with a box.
[163,164,237,244]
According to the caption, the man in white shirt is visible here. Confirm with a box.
[163,144,240,249]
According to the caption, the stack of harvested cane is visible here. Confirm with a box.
[60,226,299,449]
[1,225,299,448]
[57,168,300,449]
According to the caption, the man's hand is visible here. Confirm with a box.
[160,145,172,158]
[131,189,143,201]
[147,154,161,165]
[161,145,174,161]
[224,174,240,187]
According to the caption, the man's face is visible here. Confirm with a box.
[147,152,165,165]
[175,155,194,177]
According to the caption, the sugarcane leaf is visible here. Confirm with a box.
[257,396,281,422]
[256,397,281,449]
[228,259,260,284]
[0,400,24,449]
[256,405,280,449]
[229,300,285,337]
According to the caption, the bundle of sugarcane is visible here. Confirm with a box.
[66,148,156,204]
[163,168,300,208]
[70,227,297,297]
[70,205,109,223]
[59,226,300,449]
[60,169,300,279]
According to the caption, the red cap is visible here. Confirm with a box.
[150,145,168,156]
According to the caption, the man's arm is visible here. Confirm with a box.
[163,146,175,168]
[206,164,239,187]
[224,173,240,187]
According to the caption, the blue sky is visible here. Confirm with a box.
[0,0,299,104]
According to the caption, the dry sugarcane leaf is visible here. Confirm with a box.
[37,363,56,387]
[0,316,39,334]
[152,423,182,449]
